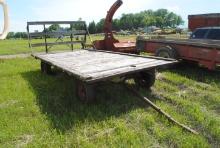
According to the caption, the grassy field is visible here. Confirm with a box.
[0,38,86,55]
[0,35,137,55]
[0,34,187,55]
[0,57,220,147]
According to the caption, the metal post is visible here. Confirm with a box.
[83,24,87,49]
[70,33,73,51]
[43,24,48,53]
[84,32,87,49]
[70,24,74,51]
[27,25,34,54]
[27,25,31,48]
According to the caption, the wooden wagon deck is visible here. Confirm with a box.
[33,49,176,83]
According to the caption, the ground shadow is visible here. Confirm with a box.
[161,62,220,85]
[22,70,149,133]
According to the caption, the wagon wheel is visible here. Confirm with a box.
[76,81,96,103]
[134,69,156,89]
[156,46,178,59]
[41,61,52,74]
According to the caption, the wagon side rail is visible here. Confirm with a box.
[27,21,88,53]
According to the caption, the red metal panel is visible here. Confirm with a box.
[188,13,220,31]
[143,41,220,70]
[145,42,159,53]
[216,51,220,63]
[189,18,205,31]
[93,0,136,53]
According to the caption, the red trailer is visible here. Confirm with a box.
[136,13,220,70]
[136,38,220,70]
[189,13,220,32]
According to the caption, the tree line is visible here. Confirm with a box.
[88,9,184,34]
[6,23,86,39]
[6,32,28,39]
[6,9,184,39]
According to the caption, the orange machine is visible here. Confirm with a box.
[93,0,136,53]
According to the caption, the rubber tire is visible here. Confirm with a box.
[134,69,156,89]
[76,81,95,103]
[156,46,177,59]
[41,61,52,74]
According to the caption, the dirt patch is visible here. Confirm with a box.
[0,100,18,109]
[16,135,33,148]
[156,73,165,81]
[0,54,30,59]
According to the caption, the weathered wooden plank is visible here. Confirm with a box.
[38,50,157,74]
[46,50,114,59]
[87,49,176,61]
[84,61,173,83]
[81,59,161,74]
[38,56,92,80]
[43,50,130,65]
[33,50,176,82]
[76,58,156,73]
[88,60,171,79]
[53,58,155,75]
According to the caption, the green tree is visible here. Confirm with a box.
[112,19,120,31]
[89,8,184,34]
[88,21,97,34]
[96,19,105,33]
[6,32,15,39]
[48,24,60,32]
[176,15,184,26]
[14,32,27,39]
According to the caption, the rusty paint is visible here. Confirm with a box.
[138,39,220,70]
[93,0,136,53]
[188,13,220,31]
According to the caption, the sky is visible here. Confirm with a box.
[0,0,220,32]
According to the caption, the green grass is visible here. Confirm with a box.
[0,39,30,55]
[0,34,186,55]
[0,38,87,55]
[0,34,219,147]
[0,58,220,147]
